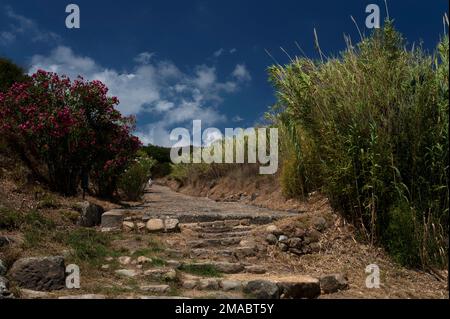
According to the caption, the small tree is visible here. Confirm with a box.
[0,70,141,195]
[118,151,156,201]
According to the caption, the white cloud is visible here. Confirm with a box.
[29,46,250,146]
[213,48,224,57]
[134,52,155,65]
[232,64,252,82]
[0,6,60,46]
[230,48,237,54]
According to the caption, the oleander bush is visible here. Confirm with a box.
[0,70,141,196]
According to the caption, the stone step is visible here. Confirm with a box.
[184,262,245,274]
[197,230,252,239]
[145,213,291,225]
[187,238,242,248]
[189,246,258,260]
[184,225,255,234]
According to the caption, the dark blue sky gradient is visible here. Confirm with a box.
[0,0,448,145]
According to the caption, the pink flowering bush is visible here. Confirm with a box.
[0,70,141,196]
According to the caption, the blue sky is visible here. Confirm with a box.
[0,1,448,146]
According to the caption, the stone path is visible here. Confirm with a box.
[92,184,348,299]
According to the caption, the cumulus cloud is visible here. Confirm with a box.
[29,46,248,146]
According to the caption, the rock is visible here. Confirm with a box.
[278,235,288,243]
[101,210,125,230]
[287,237,303,249]
[306,229,321,243]
[115,269,139,278]
[220,280,242,292]
[277,276,321,299]
[278,243,289,252]
[293,228,306,238]
[118,256,132,265]
[139,285,170,294]
[9,256,65,291]
[146,218,180,233]
[245,265,266,274]
[181,280,197,289]
[59,294,106,299]
[76,202,104,227]
[137,256,152,265]
[213,262,244,274]
[312,216,328,232]
[244,280,280,299]
[101,265,110,270]
[122,221,135,232]
[235,247,257,259]
[144,268,177,281]
[266,234,278,245]
[0,276,12,299]
[0,258,6,276]
[239,239,256,247]
[320,274,349,294]
[198,278,220,290]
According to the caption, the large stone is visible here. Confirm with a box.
[76,202,104,227]
[320,274,349,294]
[146,218,180,233]
[9,256,65,291]
[101,210,125,229]
[144,268,177,281]
[266,234,278,245]
[244,280,280,299]
[212,262,244,274]
[277,276,321,299]
[0,276,13,299]
[0,258,6,276]
[115,269,139,278]
[198,278,220,290]
[220,280,242,292]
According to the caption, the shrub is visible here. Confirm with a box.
[0,57,28,93]
[118,151,156,201]
[0,70,141,196]
[269,21,449,267]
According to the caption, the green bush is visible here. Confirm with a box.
[118,151,156,201]
[269,20,449,267]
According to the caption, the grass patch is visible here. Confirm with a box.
[56,228,112,263]
[179,264,222,277]
[37,193,60,209]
